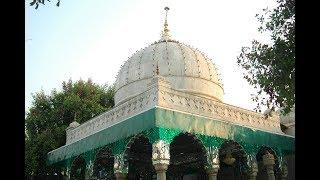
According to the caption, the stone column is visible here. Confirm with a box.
[85,160,94,180]
[61,170,69,180]
[281,162,288,180]
[114,173,127,180]
[246,154,258,180]
[206,167,219,180]
[63,168,70,180]
[262,151,275,180]
[152,140,170,180]
[114,153,128,180]
[154,163,169,180]
[205,147,220,180]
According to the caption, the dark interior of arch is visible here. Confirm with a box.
[126,135,155,180]
[256,146,281,180]
[70,156,86,180]
[93,146,115,180]
[167,133,208,180]
[217,140,247,180]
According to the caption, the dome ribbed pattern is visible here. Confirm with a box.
[114,40,224,105]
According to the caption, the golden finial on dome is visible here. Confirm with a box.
[161,6,172,41]
[164,7,169,30]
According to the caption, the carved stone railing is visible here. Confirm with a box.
[66,76,284,145]
[156,83,282,133]
[66,83,158,144]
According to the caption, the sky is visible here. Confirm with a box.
[25,0,277,114]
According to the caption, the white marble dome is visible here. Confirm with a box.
[114,39,224,105]
[114,11,224,106]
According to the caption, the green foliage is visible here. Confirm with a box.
[237,0,295,114]
[25,79,115,177]
[29,0,60,9]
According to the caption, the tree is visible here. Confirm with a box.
[25,78,115,178]
[237,0,295,115]
[29,0,60,9]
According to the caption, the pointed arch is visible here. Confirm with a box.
[125,134,154,179]
[70,155,86,180]
[124,133,151,156]
[168,132,208,179]
[92,146,114,179]
[256,146,281,180]
[217,140,248,180]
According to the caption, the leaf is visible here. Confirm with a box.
[30,0,37,6]
[56,0,60,6]
[237,0,295,115]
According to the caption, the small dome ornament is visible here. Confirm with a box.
[66,120,80,131]
[156,64,159,75]
[69,121,80,128]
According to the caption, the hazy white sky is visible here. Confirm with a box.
[25,0,277,113]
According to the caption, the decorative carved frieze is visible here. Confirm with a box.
[156,84,282,134]
[66,77,283,145]
[66,86,157,144]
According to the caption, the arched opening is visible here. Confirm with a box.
[256,146,281,180]
[217,140,247,180]
[126,134,155,180]
[70,156,86,180]
[167,133,207,180]
[92,146,114,180]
